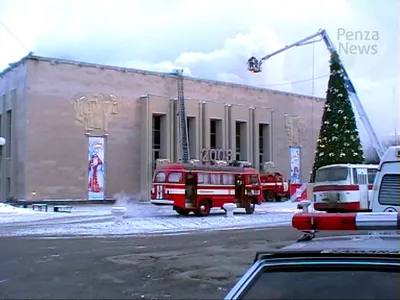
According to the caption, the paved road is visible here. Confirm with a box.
[0,227,353,300]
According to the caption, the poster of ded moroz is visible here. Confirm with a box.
[290,147,301,184]
[88,137,105,200]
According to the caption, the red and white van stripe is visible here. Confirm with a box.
[313,184,374,192]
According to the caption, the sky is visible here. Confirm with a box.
[0,0,399,153]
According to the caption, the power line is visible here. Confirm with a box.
[0,20,31,53]
[256,74,329,87]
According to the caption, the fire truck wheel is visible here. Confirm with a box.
[194,200,211,217]
[245,201,255,214]
[175,207,191,216]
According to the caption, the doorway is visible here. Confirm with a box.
[185,173,197,208]
[235,174,245,204]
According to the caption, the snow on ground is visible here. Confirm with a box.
[0,203,112,224]
[0,201,309,237]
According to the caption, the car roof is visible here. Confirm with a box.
[281,233,400,253]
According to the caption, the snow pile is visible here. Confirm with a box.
[0,203,32,214]
[0,204,112,224]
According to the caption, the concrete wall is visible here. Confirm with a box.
[0,56,324,201]
[0,62,28,201]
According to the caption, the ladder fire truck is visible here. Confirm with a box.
[150,70,264,216]
[247,29,385,210]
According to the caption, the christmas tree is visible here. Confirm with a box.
[310,52,364,182]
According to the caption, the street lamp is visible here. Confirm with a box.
[0,137,6,147]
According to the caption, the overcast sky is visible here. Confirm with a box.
[0,0,399,148]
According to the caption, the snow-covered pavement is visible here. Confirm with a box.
[0,201,309,237]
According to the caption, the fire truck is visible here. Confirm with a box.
[150,160,264,216]
[259,172,289,202]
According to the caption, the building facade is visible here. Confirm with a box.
[0,55,324,202]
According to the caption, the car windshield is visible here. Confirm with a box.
[242,269,400,300]
[315,167,349,182]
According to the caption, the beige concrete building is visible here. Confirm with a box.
[0,54,325,202]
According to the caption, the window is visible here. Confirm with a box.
[187,117,196,159]
[168,172,182,183]
[378,174,400,206]
[152,150,160,175]
[222,174,235,185]
[152,115,161,150]
[249,175,259,185]
[154,172,166,183]
[152,115,162,173]
[236,122,241,161]
[210,120,216,148]
[210,173,221,185]
[198,173,210,184]
[315,167,349,182]
[367,168,378,184]
[352,168,374,185]
[6,110,11,158]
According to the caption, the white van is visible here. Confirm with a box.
[313,164,378,212]
[370,146,400,212]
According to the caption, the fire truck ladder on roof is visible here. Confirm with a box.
[246,29,385,159]
[173,69,190,163]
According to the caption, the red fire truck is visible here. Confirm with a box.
[150,161,264,217]
[259,172,290,202]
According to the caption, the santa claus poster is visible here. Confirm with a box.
[290,147,301,184]
[88,137,105,200]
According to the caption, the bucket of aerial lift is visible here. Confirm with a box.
[247,56,261,73]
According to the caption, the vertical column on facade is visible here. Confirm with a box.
[218,119,225,149]
[202,102,210,149]
[249,107,255,168]
[252,107,259,170]
[225,104,232,150]
[224,104,230,150]
[139,95,152,201]
[168,99,175,161]
[190,102,200,159]
[246,107,253,164]
[269,109,274,163]
[228,107,235,160]
[197,101,203,157]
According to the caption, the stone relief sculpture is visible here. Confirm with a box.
[284,114,304,146]
[74,93,119,134]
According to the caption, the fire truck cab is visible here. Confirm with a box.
[150,160,264,217]
[259,172,289,202]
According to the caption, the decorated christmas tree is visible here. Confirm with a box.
[310,52,364,182]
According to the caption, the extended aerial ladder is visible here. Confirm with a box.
[247,28,385,159]
[173,69,190,163]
